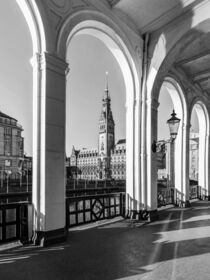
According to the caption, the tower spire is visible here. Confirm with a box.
[104,71,110,100]
[106,71,109,91]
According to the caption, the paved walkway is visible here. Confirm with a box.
[1,200,210,280]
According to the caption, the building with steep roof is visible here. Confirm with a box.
[111,139,126,180]
[157,133,199,183]
[68,81,126,180]
[0,111,24,178]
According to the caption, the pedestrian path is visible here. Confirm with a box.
[1,200,210,280]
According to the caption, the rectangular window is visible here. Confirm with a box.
[5,127,11,135]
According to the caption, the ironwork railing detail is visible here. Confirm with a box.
[66,193,125,228]
[0,202,31,244]
[158,185,208,208]
[0,192,32,204]
[157,188,174,207]
[190,185,207,200]
[66,179,125,190]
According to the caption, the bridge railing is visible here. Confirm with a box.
[66,179,126,190]
[158,188,174,207]
[66,186,125,198]
[66,192,125,228]
[0,201,32,244]
[0,192,32,204]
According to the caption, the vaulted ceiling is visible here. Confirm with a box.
[107,0,201,33]
[106,0,210,95]
[176,33,210,95]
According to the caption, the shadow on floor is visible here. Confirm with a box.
[1,200,210,280]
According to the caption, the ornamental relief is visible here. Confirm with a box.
[135,45,142,61]
[46,0,90,30]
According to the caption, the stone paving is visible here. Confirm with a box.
[1,200,210,280]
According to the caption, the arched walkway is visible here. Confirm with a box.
[190,101,209,197]
[16,2,142,244]
[157,77,189,206]
[14,0,210,246]
[63,19,140,216]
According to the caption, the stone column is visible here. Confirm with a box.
[181,123,190,207]
[125,100,135,217]
[146,97,159,220]
[168,140,175,188]
[134,98,141,212]
[31,52,69,246]
[206,133,210,200]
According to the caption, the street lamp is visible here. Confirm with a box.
[166,110,181,142]
[152,109,181,152]
[153,109,181,193]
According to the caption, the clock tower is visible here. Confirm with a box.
[98,74,115,179]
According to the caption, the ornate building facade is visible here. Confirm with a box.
[157,133,199,182]
[0,111,24,177]
[68,83,126,180]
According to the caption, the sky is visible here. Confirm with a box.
[0,1,198,157]
[0,1,32,155]
[158,86,198,140]
[66,35,126,156]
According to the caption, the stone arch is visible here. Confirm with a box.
[148,13,210,98]
[189,98,210,196]
[146,72,190,210]
[16,0,46,53]
[58,13,141,214]
[160,77,189,201]
[147,15,210,208]
[15,1,54,241]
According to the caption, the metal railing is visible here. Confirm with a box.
[0,202,32,244]
[0,191,32,205]
[66,192,125,228]
[66,178,126,190]
[190,185,207,200]
[66,186,125,198]
[157,188,174,207]
[158,185,208,208]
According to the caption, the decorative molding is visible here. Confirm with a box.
[46,0,90,31]
[107,0,122,8]
[146,98,159,111]
[176,50,210,66]
[135,45,142,61]
[141,0,209,34]
[193,68,210,81]
[40,52,69,76]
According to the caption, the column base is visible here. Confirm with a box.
[147,209,159,222]
[184,200,191,208]
[129,209,159,222]
[33,228,68,246]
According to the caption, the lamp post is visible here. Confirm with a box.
[152,110,180,152]
[167,110,181,142]
[166,110,181,189]
[152,109,181,189]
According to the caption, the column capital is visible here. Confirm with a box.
[146,98,159,111]
[182,122,191,131]
[31,52,69,76]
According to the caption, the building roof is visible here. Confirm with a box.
[0,111,17,121]
[116,139,126,145]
